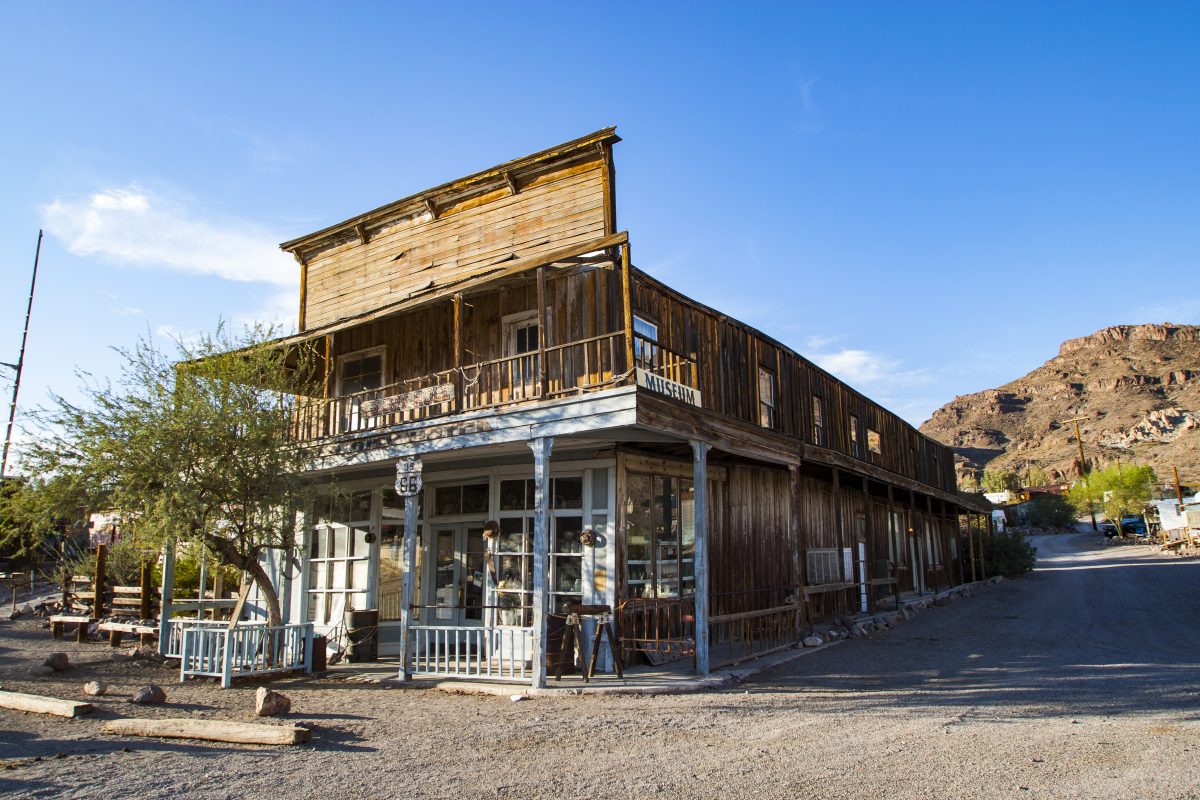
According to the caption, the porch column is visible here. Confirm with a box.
[832,467,845,616]
[690,440,711,676]
[788,464,805,635]
[398,492,420,681]
[966,511,977,582]
[156,540,176,657]
[530,436,555,689]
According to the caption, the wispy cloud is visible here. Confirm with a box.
[41,184,296,286]
[1129,298,1200,325]
[805,336,934,393]
[110,305,143,317]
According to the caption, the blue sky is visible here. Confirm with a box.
[2,1,1198,465]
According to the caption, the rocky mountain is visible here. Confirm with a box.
[920,323,1200,487]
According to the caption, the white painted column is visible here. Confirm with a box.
[529,436,555,689]
[156,540,176,657]
[690,440,711,676]
[397,492,420,681]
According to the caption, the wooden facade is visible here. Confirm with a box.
[264,129,991,686]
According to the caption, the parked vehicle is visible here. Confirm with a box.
[1098,520,1119,538]
[1120,515,1148,538]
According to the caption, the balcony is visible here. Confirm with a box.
[290,331,697,443]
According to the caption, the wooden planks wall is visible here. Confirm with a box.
[303,160,609,329]
[326,265,621,388]
[631,271,958,493]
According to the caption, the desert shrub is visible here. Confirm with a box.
[1025,494,1076,530]
[982,530,1037,579]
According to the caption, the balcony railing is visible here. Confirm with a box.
[290,331,698,443]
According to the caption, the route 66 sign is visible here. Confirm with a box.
[394,458,423,497]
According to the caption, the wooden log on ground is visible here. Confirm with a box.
[102,718,311,745]
[0,690,94,718]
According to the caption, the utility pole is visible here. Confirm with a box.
[1061,415,1098,532]
[1,230,43,482]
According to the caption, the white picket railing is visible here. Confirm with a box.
[409,625,532,681]
[178,622,313,688]
[163,619,229,659]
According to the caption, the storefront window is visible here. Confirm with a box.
[624,473,695,598]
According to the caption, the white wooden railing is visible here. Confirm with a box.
[178,622,314,688]
[409,625,532,681]
[163,619,228,659]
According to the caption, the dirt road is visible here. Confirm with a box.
[2,533,1198,799]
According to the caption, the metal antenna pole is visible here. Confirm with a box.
[1,230,43,481]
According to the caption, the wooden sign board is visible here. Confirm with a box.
[635,368,701,407]
[395,458,424,498]
[361,383,455,418]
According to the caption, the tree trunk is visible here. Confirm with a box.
[202,535,283,628]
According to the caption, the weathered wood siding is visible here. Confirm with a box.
[631,271,958,493]
[303,159,609,329]
[324,265,621,388]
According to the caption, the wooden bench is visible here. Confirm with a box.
[96,621,158,648]
[50,615,93,642]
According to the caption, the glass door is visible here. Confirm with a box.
[422,523,486,626]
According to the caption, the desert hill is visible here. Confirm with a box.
[920,323,1200,486]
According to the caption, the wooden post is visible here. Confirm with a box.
[157,541,176,657]
[887,485,899,609]
[980,514,990,578]
[965,512,975,582]
[862,476,875,613]
[197,553,208,620]
[536,267,549,398]
[690,441,711,675]
[926,494,937,593]
[139,561,153,620]
[620,243,635,375]
[788,464,806,634]
[94,543,107,619]
[397,488,420,681]
[453,292,463,412]
[529,436,555,689]
[831,467,845,616]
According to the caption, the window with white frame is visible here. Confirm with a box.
[632,315,658,371]
[494,476,588,622]
[336,347,386,433]
[502,311,540,399]
[812,395,825,445]
[307,490,372,628]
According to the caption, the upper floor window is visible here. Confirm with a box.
[758,367,776,428]
[633,315,658,369]
[503,311,539,398]
[338,347,385,396]
[812,395,824,445]
[867,428,882,455]
[849,414,861,458]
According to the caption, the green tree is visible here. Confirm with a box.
[1068,464,1157,523]
[982,468,1022,495]
[1024,493,1076,529]
[958,473,980,493]
[16,325,321,627]
[1024,465,1050,487]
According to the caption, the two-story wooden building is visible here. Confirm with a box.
[263,128,991,688]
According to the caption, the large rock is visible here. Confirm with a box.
[802,635,824,648]
[131,684,166,704]
[84,680,109,696]
[254,686,291,717]
[44,652,71,671]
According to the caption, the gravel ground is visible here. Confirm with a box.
[2,532,1199,799]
